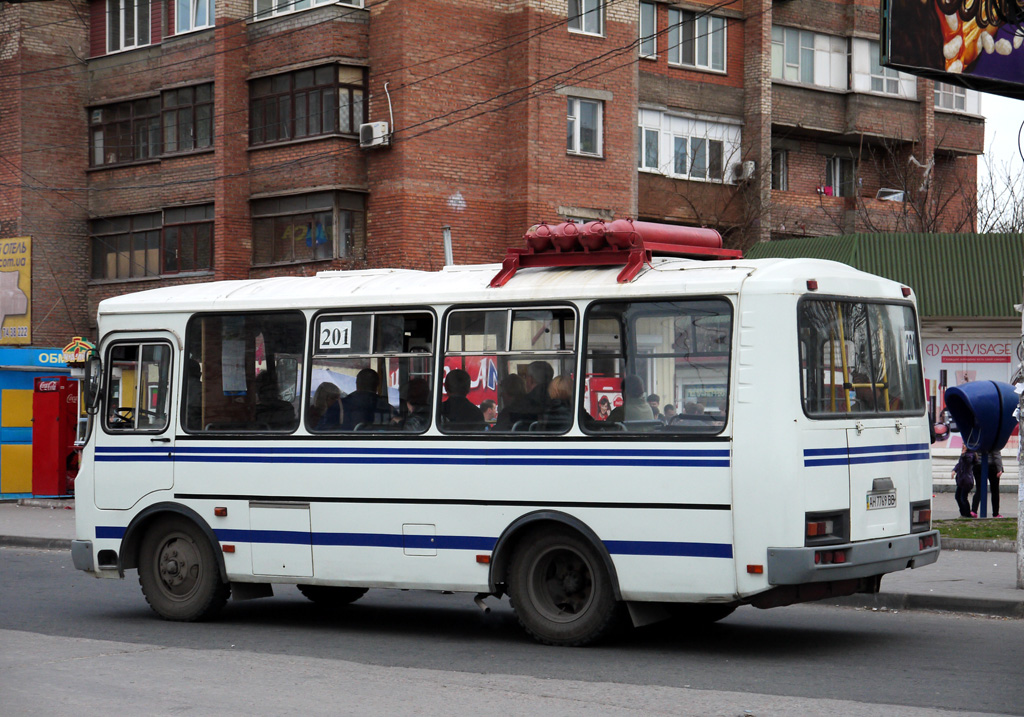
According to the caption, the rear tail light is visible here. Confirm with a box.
[910,500,932,533]
[814,548,849,565]
[919,534,936,550]
[804,510,849,546]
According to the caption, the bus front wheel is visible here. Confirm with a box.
[138,517,230,621]
[508,529,619,646]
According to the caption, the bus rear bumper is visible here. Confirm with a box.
[766,530,940,586]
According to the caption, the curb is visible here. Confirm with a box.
[830,592,1024,619]
[0,536,71,550]
[943,538,1016,553]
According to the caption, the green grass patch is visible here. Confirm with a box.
[934,518,1018,541]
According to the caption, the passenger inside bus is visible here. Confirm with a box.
[494,373,527,431]
[399,377,431,432]
[309,381,344,431]
[607,375,651,423]
[505,361,553,428]
[440,368,485,429]
[254,372,296,429]
[341,368,394,430]
[537,375,573,431]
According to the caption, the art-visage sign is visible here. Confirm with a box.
[922,338,1017,385]
[0,237,31,345]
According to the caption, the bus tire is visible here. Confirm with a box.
[297,585,368,605]
[138,516,230,621]
[508,529,619,646]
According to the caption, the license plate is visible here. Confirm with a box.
[866,490,897,510]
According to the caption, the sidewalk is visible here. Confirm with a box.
[2,494,1022,619]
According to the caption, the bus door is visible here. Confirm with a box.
[94,337,176,510]
[847,425,910,540]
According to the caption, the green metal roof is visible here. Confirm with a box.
[744,234,1024,319]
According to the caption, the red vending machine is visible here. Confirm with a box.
[31,376,79,497]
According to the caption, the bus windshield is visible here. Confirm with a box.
[799,299,925,417]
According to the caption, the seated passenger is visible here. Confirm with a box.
[254,372,296,429]
[440,368,485,428]
[309,381,344,431]
[341,368,394,430]
[607,375,651,423]
[494,373,527,431]
[537,375,573,431]
[401,377,431,432]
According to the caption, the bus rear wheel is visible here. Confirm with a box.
[138,517,229,621]
[508,529,619,646]
[297,585,368,605]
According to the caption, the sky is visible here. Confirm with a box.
[981,93,1024,179]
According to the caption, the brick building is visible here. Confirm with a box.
[0,0,982,345]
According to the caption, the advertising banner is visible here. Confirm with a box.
[0,237,31,345]
[882,0,1024,99]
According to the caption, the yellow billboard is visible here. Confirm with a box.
[0,237,31,345]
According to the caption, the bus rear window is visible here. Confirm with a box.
[799,299,924,417]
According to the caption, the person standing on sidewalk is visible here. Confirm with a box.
[952,446,977,518]
[970,449,1005,518]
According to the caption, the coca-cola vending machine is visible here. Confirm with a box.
[32,376,79,497]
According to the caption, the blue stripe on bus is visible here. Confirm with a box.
[94,526,732,559]
[803,444,931,468]
[94,446,731,468]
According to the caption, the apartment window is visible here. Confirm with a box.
[162,84,213,154]
[825,156,855,197]
[689,138,723,181]
[868,41,900,95]
[254,0,362,20]
[567,97,602,157]
[771,150,788,191]
[568,0,603,35]
[640,2,657,57]
[637,109,740,183]
[107,0,151,53]
[175,0,214,33]
[163,205,214,273]
[90,97,161,167]
[771,26,847,90]
[91,213,162,280]
[638,126,659,170]
[250,66,366,146]
[935,82,966,111]
[252,191,365,266]
[668,9,726,72]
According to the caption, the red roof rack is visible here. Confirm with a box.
[490,219,741,287]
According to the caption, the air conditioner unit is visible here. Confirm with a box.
[733,160,755,182]
[359,121,390,149]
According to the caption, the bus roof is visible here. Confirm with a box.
[96,256,909,317]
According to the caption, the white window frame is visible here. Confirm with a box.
[771,26,846,90]
[568,0,604,36]
[107,0,151,53]
[668,9,726,72]
[640,2,657,57]
[849,39,916,98]
[254,0,363,21]
[568,97,603,157]
[176,0,214,33]
[637,109,740,183]
[771,149,788,191]
[935,82,966,112]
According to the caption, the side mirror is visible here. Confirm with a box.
[944,381,1018,452]
[84,355,102,415]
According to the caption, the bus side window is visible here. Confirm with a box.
[183,312,305,433]
[308,311,434,434]
[104,342,172,433]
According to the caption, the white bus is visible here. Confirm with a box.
[72,220,939,646]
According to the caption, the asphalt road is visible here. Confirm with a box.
[2,547,1023,716]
